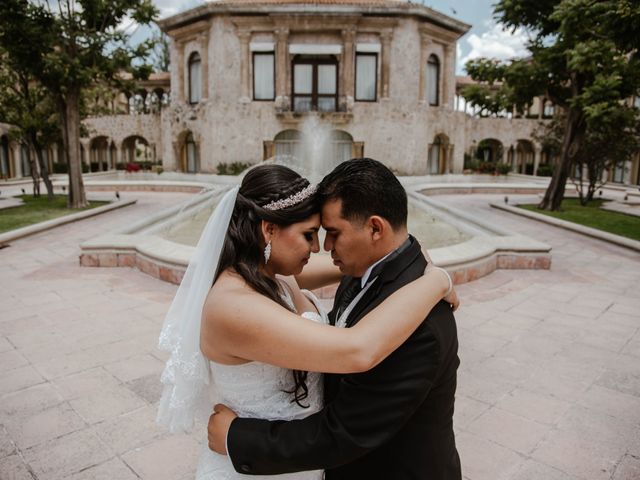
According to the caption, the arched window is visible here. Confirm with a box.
[331,130,353,166]
[428,136,441,174]
[188,52,202,104]
[0,136,10,178]
[185,132,199,173]
[427,54,440,106]
[274,130,302,160]
[20,144,31,177]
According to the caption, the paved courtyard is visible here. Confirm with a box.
[1,190,639,480]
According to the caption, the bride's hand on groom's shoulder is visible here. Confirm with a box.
[444,288,460,312]
[208,404,238,455]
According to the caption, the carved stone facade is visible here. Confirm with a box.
[2,0,638,184]
[155,0,476,175]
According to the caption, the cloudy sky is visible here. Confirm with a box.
[137,0,530,74]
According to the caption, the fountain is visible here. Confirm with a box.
[80,116,551,285]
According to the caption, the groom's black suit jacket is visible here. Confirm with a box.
[227,237,461,480]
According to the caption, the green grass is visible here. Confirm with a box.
[519,198,640,242]
[0,195,108,234]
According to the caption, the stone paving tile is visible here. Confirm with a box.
[612,454,640,480]
[495,388,572,426]
[2,191,639,480]
[22,429,112,480]
[125,373,164,404]
[466,407,550,455]
[91,405,165,455]
[510,459,581,480]
[0,336,13,353]
[576,384,640,423]
[595,354,640,398]
[0,425,16,458]
[531,428,626,480]
[4,403,86,450]
[0,349,29,373]
[68,383,147,425]
[0,365,45,396]
[456,431,525,480]
[120,434,201,480]
[454,395,492,430]
[0,383,65,423]
[103,354,164,384]
[0,454,35,480]
[556,404,640,449]
[66,457,140,480]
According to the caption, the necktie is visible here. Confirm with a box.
[335,277,362,320]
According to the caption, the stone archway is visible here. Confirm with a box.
[0,135,13,179]
[475,138,503,164]
[89,136,110,172]
[428,134,451,175]
[174,130,200,173]
[516,139,535,175]
[121,135,153,166]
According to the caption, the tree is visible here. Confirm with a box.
[0,46,59,200]
[461,0,640,210]
[535,107,640,204]
[0,0,157,208]
[150,29,171,73]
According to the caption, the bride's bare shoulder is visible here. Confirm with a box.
[203,270,263,321]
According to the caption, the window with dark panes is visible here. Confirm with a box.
[253,52,275,101]
[355,53,377,101]
[188,52,202,104]
[427,54,440,106]
[292,56,338,112]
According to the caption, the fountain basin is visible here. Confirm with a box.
[80,176,551,291]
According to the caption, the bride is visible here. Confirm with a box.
[157,164,457,479]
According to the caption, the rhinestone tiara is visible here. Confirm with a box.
[262,184,317,211]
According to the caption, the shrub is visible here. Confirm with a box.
[217,162,251,175]
[496,163,512,175]
[52,163,68,174]
[478,161,497,174]
[115,163,126,171]
[537,164,554,177]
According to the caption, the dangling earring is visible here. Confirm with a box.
[264,239,272,264]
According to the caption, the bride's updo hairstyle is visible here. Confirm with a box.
[215,164,319,406]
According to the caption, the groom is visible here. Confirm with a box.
[209,158,461,479]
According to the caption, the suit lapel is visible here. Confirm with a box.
[345,237,424,328]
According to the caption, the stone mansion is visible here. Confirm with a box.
[1,0,639,185]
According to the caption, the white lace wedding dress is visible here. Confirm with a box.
[195,284,326,480]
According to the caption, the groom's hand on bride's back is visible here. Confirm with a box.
[208,404,238,455]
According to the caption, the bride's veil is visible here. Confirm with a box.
[156,185,239,433]
[155,155,323,433]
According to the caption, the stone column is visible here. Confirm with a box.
[418,33,430,102]
[175,41,185,104]
[200,31,210,101]
[12,143,21,178]
[52,144,59,165]
[341,28,356,106]
[238,31,252,102]
[443,44,453,108]
[275,27,290,110]
[380,30,393,99]
[533,146,541,176]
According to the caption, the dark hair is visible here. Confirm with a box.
[215,164,319,407]
[318,158,407,228]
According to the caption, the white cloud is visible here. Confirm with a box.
[459,21,530,70]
